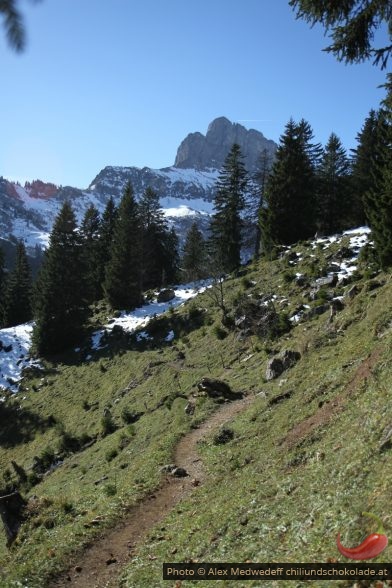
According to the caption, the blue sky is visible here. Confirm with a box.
[0,0,388,188]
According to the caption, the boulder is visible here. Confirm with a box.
[265,357,284,381]
[295,275,307,287]
[157,288,175,303]
[379,425,392,452]
[312,275,338,288]
[265,350,301,381]
[304,304,330,320]
[197,377,242,400]
[280,350,301,370]
[346,285,360,300]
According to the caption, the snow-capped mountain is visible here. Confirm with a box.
[0,117,277,258]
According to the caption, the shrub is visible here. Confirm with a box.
[105,448,118,462]
[104,483,117,496]
[282,270,296,283]
[213,324,228,340]
[213,427,235,445]
[241,277,253,289]
[121,408,141,425]
[40,447,56,470]
[101,413,117,436]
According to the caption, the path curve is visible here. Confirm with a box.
[49,396,253,588]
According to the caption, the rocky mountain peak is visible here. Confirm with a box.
[174,117,277,172]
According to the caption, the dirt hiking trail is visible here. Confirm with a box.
[49,396,253,588]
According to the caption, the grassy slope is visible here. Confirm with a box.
[0,233,392,587]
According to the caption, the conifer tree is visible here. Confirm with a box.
[98,196,118,290]
[2,241,32,327]
[139,187,170,289]
[364,76,392,267]
[104,183,143,309]
[33,202,89,356]
[261,118,317,252]
[162,226,180,285]
[317,133,351,234]
[182,222,207,281]
[80,204,102,303]
[290,0,392,69]
[250,148,273,258]
[209,143,248,272]
[351,109,388,226]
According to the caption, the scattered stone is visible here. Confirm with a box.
[306,303,330,319]
[268,389,294,406]
[312,275,338,288]
[265,357,284,381]
[280,350,301,370]
[157,288,175,302]
[184,401,195,415]
[335,246,355,259]
[330,298,344,312]
[295,275,307,287]
[379,425,392,453]
[197,377,242,400]
[172,467,188,478]
[213,427,235,445]
[346,285,360,300]
[265,350,301,381]
[325,263,341,273]
[160,464,177,474]
[191,479,200,487]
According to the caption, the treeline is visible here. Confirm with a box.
[201,80,392,279]
[0,185,179,355]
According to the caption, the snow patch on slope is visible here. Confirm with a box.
[91,280,210,350]
[0,323,41,393]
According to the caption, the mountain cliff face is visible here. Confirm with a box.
[0,118,277,259]
[174,117,276,172]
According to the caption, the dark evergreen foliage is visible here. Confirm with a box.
[32,202,89,356]
[260,118,317,252]
[248,148,273,258]
[162,226,180,285]
[317,133,351,234]
[139,187,170,289]
[351,109,388,226]
[290,0,392,68]
[2,241,32,328]
[104,183,143,310]
[182,222,207,281]
[98,196,118,290]
[209,143,248,272]
[0,0,26,52]
[80,204,102,303]
[364,76,392,268]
